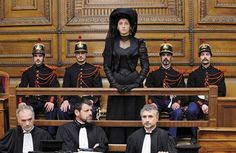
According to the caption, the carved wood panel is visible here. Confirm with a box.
[218,98,236,127]
[194,33,236,65]
[195,0,236,28]
[60,0,188,32]
[0,34,58,65]
[0,0,52,26]
[137,33,191,65]
[199,128,236,153]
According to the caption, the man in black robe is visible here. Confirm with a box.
[56,98,108,152]
[0,105,52,153]
[58,37,102,120]
[126,104,177,153]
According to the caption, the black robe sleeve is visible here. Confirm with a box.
[0,129,17,153]
[56,124,77,151]
[32,127,52,151]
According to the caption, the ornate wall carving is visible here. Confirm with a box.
[65,0,184,25]
[0,0,236,77]
[199,0,236,24]
[0,0,52,26]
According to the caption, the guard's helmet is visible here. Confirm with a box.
[74,36,87,53]
[199,43,212,57]
[159,42,173,56]
[32,39,45,55]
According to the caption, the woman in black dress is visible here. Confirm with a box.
[102,8,149,144]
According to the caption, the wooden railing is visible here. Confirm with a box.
[9,85,218,128]
[8,85,218,152]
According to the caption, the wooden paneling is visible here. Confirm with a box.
[0,0,57,31]
[60,0,189,31]
[198,127,236,153]
[193,33,236,65]
[194,0,236,28]
[60,33,106,65]
[0,34,58,65]
[217,97,236,127]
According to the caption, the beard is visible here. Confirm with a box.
[35,60,43,67]
[162,59,170,66]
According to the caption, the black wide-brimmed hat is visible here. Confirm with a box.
[32,38,45,55]
[199,43,212,57]
[108,8,138,37]
[159,42,173,56]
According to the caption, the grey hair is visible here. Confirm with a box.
[16,105,35,119]
[140,104,159,118]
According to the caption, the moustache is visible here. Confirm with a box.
[163,59,169,62]
[144,122,150,125]
[202,58,209,62]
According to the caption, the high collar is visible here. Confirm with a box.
[33,63,44,69]
[143,126,157,134]
[76,62,86,67]
[74,119,90,128]
[161,65,172,70]
[120,35,131,41]
[201,64,212,70]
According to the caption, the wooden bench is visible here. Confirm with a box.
[8,86,218,152]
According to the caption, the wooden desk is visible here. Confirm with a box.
[198,127,236,153]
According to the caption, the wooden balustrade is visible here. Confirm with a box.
[9,85,218,128]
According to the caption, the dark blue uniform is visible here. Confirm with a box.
[186,65,226,139]
[18,64,59,135]
[145,66,186,138]
[58,62,102,120]
[187,65,226,119]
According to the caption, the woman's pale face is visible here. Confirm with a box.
[117,18,130,36]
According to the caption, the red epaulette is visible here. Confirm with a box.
[149,66,159,73]
[94,65,102,69]
[20,65,33,73]
[189,67,198,73]
[215,66,226,73]
[45,64,57,71]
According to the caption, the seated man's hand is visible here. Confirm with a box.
[44,102,54,112]
[60,100,70,112]
[201,104,208,114]
[171,102,180,110]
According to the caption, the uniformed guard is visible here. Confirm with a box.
[186,41,226,144]
[18,39,60,135]
[58,36,102,120]
[145,41,186,139]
